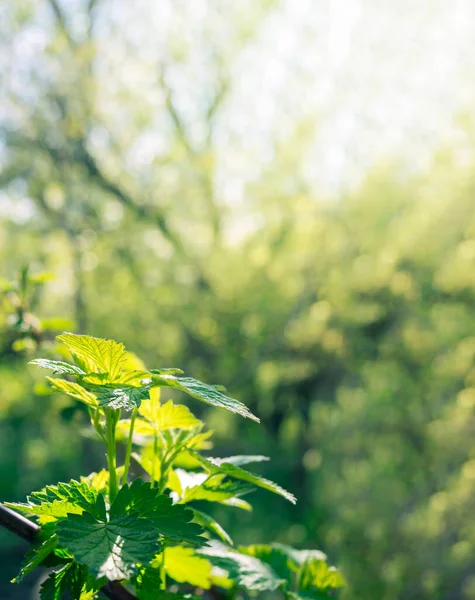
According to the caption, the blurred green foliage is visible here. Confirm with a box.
[2,1,475,599]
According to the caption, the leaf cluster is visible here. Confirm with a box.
[4,333,343,599]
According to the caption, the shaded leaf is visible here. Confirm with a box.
[239,544,294,583]
[40,562,99,600]
[272,543,327,566]
[199,543,287,592]
[110,479,206,546]
[192,508,234,545]
[56,494,162,580]
[133,566,163,600]
[12,536,57,583]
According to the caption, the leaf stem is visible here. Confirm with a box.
[160,546,166,590]
[151,431,159,489]
[122,408,137,486]
[106,409,118,503]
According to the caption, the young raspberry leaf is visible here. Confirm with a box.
[198,543,287,592]
[29,359,86,376]
[297,558,345,596]
[110,479,205,546]
[158,546,213,589]
[57,333,127,381]
[5,479,99,524]
[39,562,100,600]
[192,509,233,546]
[270,543,327,566]
[211,455,269,467]
[82,382,152,410]
[12,535,57,583]
[139,399,201,431]
[47,378,98,407]
[239,544,295,583]
[191,453,297,504]
[174,470,254,504]
[133,566,163,600]
[56,493,162,580]
[151,375,259,422]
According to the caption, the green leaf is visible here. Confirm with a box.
[152,374,259,422]
[139,399,201,430]
[40,563,72,600]
[169,468,254,505]
[222,496,253,511]
[110,479,206,546]
[199,543,287,592]
[272,543,327,566]
[137,386,161,422]
[192,508,234,545]
[83,382,152,410]
[6,479,99,523]
[12,536,57,583]
[298,558,345,593]
[47,378,98,407]
[56,493,162,580]
[29,359,86,376]
[239,544,295,583]
[57,333,127,381]
[159,546,212,589]
[211,455,269,467]
[133,566,163,600]
[191,453,296,504]
[40,562,99,600]
[149,368,185,376]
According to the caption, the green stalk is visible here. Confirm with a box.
[151,431,159,489]
[121,407,137,486]
[160,546,166,590]
[106,409,118,503]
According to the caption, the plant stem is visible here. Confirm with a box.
[151,431,159,489]
[122,408,137,486]
[160,546,166,590]
[106,409,118,503]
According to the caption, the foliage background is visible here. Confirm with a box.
[2,1,475,598]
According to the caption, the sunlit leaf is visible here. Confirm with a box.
[191,453,296,504]
[47,378,97,406]
[57,333,127,380]
[83,382,152,410]
[29,359,86,376]
[152,374,259,422]
[160,546,212,589]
